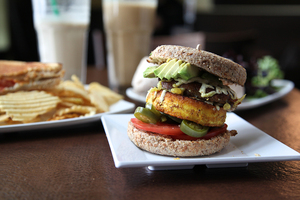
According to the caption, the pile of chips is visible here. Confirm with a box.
[0,75,123,125]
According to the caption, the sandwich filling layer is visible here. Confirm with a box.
[144,59,245,112]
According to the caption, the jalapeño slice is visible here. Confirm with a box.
[180,120,209,137]
[145,103,162,117]
[134,107,160,124]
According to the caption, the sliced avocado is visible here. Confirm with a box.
[153,63,167,79]
[145,59,200,81]
[154,59,177,80]
[165,60,183,80]
[143,66,158,78]
[174,62,186,79]
[178,63,200,80]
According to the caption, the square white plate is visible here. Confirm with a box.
[0,100,135,133]
[101,113,300,170]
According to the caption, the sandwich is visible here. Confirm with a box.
[127,45,247,157]
[0,60,64,95]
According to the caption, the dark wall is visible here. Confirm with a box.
[4,0,39,61]
[194,14,300,88]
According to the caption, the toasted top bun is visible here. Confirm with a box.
[0,60,63,79]
[148,45,247,86]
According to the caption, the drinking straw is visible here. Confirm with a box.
[50,0,60,15]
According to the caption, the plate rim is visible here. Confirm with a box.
[0,99,135,133]
[237,79,294,110]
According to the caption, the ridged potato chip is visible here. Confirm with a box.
[59,97,84,105]
[54,105,96,117]
[0,91,60,122]
[0,74,124,125]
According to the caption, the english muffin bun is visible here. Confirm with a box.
[148,45,246,86]
[128,120,237,157]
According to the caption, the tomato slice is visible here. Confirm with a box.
[131,118,183,136]
[131,118,228,140]
[0,79,15,91]
[0,79,15,88]
[170,134,200,141]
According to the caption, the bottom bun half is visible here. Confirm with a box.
[127,120,233,157]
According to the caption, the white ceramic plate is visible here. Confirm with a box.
[0,100,135,133]
[237,79,294,110]
[126,87,147,103]
[126,79,294,110]
[101,113,300,170]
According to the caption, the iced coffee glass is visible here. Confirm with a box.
[31,0,91,83]
[102,0,158,94]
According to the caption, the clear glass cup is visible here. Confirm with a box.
[102,0,158,94]
[31,0,91,83]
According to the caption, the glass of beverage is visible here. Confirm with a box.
[102,0,158,94]
[31,0,91,83]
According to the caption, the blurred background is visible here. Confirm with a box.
[1,0,300,88]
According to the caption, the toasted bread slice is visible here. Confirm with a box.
[0,60,62,77]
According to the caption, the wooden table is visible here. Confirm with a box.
[1,67,300,199]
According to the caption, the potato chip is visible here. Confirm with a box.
[88,82,123,111]
[0,118,21,125]
[88,89,109,112]
[54,76,90,102]
[60,97,84,105]
[0,91,60,122]
[0,114,10,122]
[0,74,125,125]
[58,101,78,108]
[54,105,96,117]
[48,113,82,121]
[71,75,85,89]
